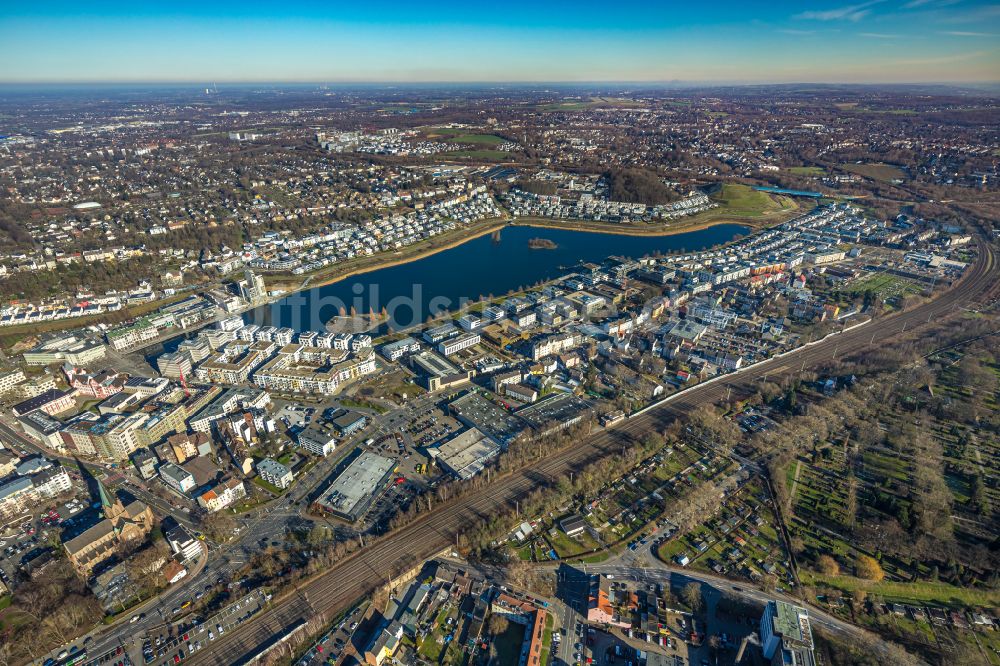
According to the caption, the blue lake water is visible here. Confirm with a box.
[243,223,750,334]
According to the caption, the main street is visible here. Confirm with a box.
[172,240,997,665]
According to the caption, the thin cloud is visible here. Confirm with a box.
[778,29,817,35]
[903,0,961,8]
[939,31,998,37]
[939,5,1000,23]
[892,49,990,66]
[860,32,903,38]
[796,0,886,21]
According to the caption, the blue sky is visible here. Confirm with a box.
[1,1,998,83]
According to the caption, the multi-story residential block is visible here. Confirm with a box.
[64,366,126,400]
[131,449,158,479]
[256,457,294,489]
[0,477,36,520]
[30,465,72,498]
[0,461,71,512]
[156,352,192,380]
[512,311,537,328]
[177,337,211,363]
[106,317,162,351]
[332,333,353,350]
[350,334,372,351]
[18,410,66,450]
[761,601,815,666]
[438,332,480,356]
[194,340,272,385]
[252,345,376,394]
[529,331,581,360]
[60,412,149,461]
[379,336,420,361]
[296,426,337,456]
[166,525,203,561]
[196,476,246,512]
[187,386,269,434]
[12,388,76,417]
[22,333,107,366]
[217,315,245,332]
[159,461,196,494]
[0,368,26,395]
[457,314,482,332]
[16,373,58,399]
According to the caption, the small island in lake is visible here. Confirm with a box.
[528,237,558,250]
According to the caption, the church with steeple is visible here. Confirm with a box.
[63,478,154,576]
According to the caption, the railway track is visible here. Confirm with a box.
[189,239,997,665]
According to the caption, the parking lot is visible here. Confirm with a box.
[587,625,694,666]
[296,603,367,666]
[142,589,269,665]
[400,406,462,450]
[275,401,317,433]
[1,495,90,587]
[85,643,133,666]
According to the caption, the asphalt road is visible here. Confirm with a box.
[179,239,999,665]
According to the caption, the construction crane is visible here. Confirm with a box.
[178,369,191,398]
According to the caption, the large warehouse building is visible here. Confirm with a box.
[428,427,500,480]
[315,450,396,522]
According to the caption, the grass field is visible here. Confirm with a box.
[251,475,287,496]
[539,614,553,665]
[844,272,923,299]
[546,528,601,558]
[801,572,1000,607]
[710,184,790,218]
[444,149,509,160]
[424,128,506,145]
[835,103,918,116]
[447,133,505,145]
[540,101,591,111]
[540,97,645,111]
[840,162,907,182]
[787,166,826,176]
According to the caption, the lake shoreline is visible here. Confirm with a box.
[251,222,753,336]
[265,215,762,298]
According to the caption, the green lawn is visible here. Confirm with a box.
[711,184,789,218]
[251,476,287,496]
[546,528,601,558]
[447,133,505,145]
[424,128,507,145]
[540,613,554,665]
[444,149,510,160]
[801,572,1000,608]
[840,162,907,182]
[540,101,592,111]
[787,166,825,176]
[845,273,921,297]
[540,97,645,111]
[339,398,388,414]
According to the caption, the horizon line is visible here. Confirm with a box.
[2,79,999,87]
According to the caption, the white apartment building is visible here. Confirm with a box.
[438,333,480,356]
[257,458,294,489]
